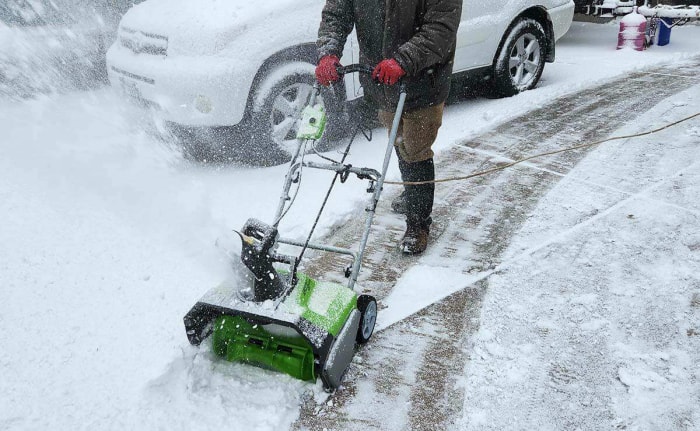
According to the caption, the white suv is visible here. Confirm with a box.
[106,0,574,164]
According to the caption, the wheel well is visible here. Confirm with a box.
[242,43,318,123]
[497,7,556,65]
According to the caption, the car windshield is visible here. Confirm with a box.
[0,0,94,27]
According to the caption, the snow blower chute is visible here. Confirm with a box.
[183,65,407,389]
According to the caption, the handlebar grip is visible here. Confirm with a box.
[335,63,406,92]
[336,64,375,76]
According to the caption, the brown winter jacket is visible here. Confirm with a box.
[317,0,462,112]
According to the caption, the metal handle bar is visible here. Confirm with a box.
[336,64,375,76]
[336,63,406,91]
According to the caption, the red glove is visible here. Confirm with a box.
[315,55,341,86]
[372,59,406,86]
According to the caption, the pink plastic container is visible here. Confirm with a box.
[617,7,647,51]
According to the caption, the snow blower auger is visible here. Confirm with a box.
[183,64,407,390]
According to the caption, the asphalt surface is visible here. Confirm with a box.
[292,59,700,430]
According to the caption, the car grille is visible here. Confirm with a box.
[111,67,160,110]
[119,26,168,56]
[110,66,155,85]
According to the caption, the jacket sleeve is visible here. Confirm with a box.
[394,0,462,76]
[317,0,355,60]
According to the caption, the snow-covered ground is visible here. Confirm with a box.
[460,83,700,430]
[1,21,700,430]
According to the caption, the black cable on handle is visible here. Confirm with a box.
[291,127,362,278]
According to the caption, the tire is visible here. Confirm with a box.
[492,18,547,97]
[356,295,377,344]
[245,67,348,166]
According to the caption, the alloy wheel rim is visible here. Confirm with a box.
[508,33,541,89]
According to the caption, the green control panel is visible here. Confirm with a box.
[296,104,327,140]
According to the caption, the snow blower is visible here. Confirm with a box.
[183,65,406,390]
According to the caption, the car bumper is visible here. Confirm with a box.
[106,43,256,127]
[550,1,576,41]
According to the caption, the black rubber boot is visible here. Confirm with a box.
[398,157,435,254]
[398,157,434,222]
[391,190,407,214]
[391,147,408,214]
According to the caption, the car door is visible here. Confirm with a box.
[454,0,508,72]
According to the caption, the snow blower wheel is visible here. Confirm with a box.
[356,295,377,344]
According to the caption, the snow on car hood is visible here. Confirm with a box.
[120,0,322,56]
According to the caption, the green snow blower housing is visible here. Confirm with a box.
[211,315,316,382]
[208,271,362,384]
[184,219,377,389]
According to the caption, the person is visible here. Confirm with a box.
[315,0,462,255]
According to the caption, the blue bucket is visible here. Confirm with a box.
[657,18,674,46]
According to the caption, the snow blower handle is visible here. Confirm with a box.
[336,64,375,76]
[337,63,406,91]
[332,64,407,292]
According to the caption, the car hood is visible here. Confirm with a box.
[120,0,322,56]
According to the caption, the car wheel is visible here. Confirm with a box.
[246,66,347,166]
[356,295,377,344]
[492,18,547,97]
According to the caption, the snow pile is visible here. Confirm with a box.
[0,89,333,430]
